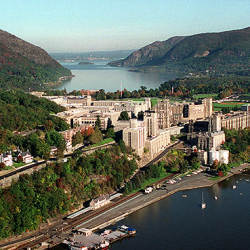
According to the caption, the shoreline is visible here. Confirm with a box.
[1,163,248,249]
[86,163,249,232]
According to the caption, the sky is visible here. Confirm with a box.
[1,0,249,52]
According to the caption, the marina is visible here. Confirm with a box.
[63,225,136,250]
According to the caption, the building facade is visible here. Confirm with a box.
[221,111,249,130]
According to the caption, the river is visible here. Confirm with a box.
[56,60,177,92]
[110,171,250,250]
[55,170,250,250]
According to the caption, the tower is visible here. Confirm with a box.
[203,98,213,118]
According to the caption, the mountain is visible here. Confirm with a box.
[0,29,71,90]
[109,27,250,75]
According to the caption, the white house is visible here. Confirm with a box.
[89,195,110,210]
[18,151,33,164]
[0,152,13,166]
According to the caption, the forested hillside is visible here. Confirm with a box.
[0,29,71,90]
[109,27,250,75]
[0,90,68,131]
[0,144,137,239]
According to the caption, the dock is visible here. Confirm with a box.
[63,226,136,249]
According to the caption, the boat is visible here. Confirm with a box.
[182,194,188,198]
[233,185,237,189]
[201,192,206,209]
[214,196,218,200]
[118,225,136,235]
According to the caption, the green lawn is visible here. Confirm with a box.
[13,162,25,168]
[127,172,171,195]
[2,165,13,171]
[84,138,115,150]
[193,93,217,99]
[213,102,245,111]
[151,98,159,107]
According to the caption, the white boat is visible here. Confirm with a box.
[233,185,237,189]
[201,192,206,209]
[214,196,218,200]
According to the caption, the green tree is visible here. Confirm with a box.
[107,118,113,129]
[106,127,115,138]
[89,127,103,144]
[118,111,130,121]
[45,130,66,150]
[95,115,101,129]
[72,131,83,147]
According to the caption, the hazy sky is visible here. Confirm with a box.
[1,0,249,52]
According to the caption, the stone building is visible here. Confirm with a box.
[153,98,213,128]
[123,119,146,156]
[153,99,170,129]
[187,114,225,151]
[221,111,249,130]
[123,112,171,157]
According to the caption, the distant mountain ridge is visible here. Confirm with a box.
[109,27,250,74]
[0,29,71,90]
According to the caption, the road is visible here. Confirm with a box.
[0,141,182,249]
[0,160,46,181]
[0,141,115,182]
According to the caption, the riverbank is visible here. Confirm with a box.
[79,163,249,232]
[48,163,249,249]
[2,163,248,249]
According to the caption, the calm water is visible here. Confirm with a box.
[111,171,250,250]
[55,171,250,250]
[57,60,177,92]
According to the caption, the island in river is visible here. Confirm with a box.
[78,61,94,65]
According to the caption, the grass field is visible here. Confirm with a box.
[151,98,159,107]
[13,162,25,168]
[193,93,218,99]
[213,101,245,111]
[84,138,115,150]
[127,172,172,194]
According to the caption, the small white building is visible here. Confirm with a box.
[89,195,110,210]
[18,151,33,164]
[0,152,13,166]
[209,149,229,165]
[219,150,229,165]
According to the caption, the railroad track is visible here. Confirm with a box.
[13,142,181,249]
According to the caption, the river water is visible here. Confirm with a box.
[56,60,177,92]
[55,171,250,250]
[111,171,250,250]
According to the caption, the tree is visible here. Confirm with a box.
[89,127,103,144]
[106,127,115,138]
[107,118,113,129]
[95,116,101,129]
[45,130,66,150]
[72,131,83,147]
[118,111,130,121]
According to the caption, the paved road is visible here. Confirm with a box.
[0,141,183,249]
[0,142,116,181]
[0,160,46,181]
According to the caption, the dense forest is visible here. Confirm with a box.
[222,128,250,163]
[0,90,68,131]
[109,27,250,76]
[0,143,137,239]
[0,29,71,90]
